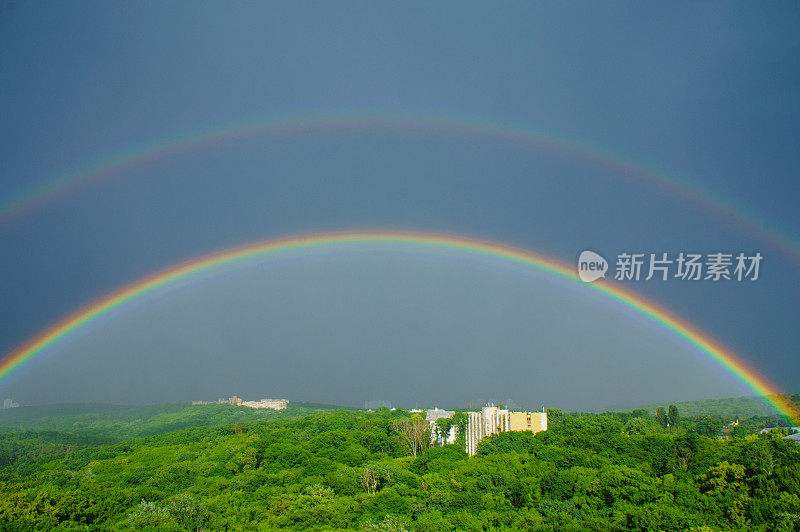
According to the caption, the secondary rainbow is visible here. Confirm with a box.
[1,230,797,422]
[2,111,799,266]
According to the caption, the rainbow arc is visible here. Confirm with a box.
[2,112,799,265]
[1,231,796,423]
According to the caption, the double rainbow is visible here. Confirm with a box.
[1,231,797,423]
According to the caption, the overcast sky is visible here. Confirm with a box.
[1,3,798,410]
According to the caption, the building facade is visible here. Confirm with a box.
[509,411,548,432]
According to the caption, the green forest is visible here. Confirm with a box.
[641,397,779,420]
[0,398,799,531]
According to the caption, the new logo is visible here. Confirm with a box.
[578,250,608,283]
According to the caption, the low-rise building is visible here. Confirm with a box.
[783,433,800,444]
[426,408,457,445]
[191,396,287,409]
[759,426,800,435]
[2,399,19,409]
[241,398,288,410]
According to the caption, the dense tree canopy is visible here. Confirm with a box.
[0,404,798,530]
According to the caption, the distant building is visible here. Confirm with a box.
[2,399,19,409]
[759,426,800,435]
[783,433,800,444]
[426,408,457,445]
[241,399,288,410]
[721,418,740,439]
[221,396,243,406]
[192,396,288,408]
[466,404,547,455]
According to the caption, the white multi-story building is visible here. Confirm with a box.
[465,404,547,455]
[420,403,548,455]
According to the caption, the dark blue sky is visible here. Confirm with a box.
[1,3,798,409]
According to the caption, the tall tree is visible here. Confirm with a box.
[668,405,679,428]
[452,412,469,448]
[655,407,668,428]
[434,418,453,446]
[392,416,429,457]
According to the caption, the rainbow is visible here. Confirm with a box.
[1,230,797,422]
[2,111,799,266]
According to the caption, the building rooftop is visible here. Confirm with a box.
[426,408,455,422]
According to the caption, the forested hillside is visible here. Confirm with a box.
[642,394,800,420]
[0,402,346,439]
[0,402,345,471]
[0,406,799,531]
